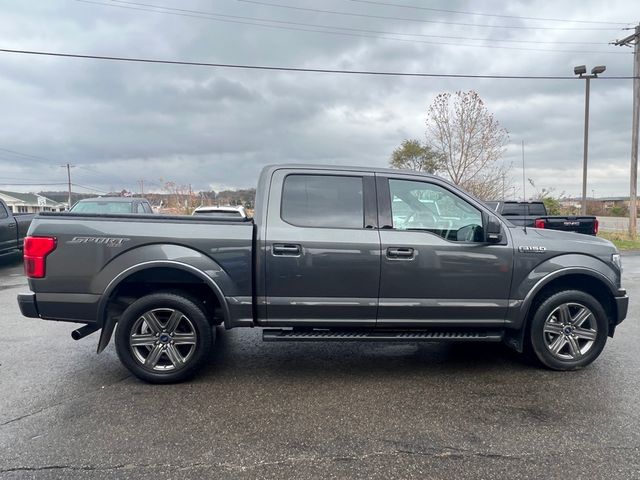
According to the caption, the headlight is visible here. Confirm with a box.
[612,253,622,271]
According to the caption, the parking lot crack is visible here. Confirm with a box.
[0,374,130,429]
[0,465,127,473]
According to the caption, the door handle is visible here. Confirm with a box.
[7,223,16,229]
[386,247,415,259]
[272,244,302,256]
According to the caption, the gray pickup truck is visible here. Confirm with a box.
[0,198,33,258]
[17,165,628,383]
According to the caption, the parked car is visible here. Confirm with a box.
[486,201,598,235]
[192,205,247,220]
[70,197,154,214]
[0,198,33,258]
[17,165,627,383]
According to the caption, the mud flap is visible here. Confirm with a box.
[96,318,117,353]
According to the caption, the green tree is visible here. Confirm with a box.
[542,197,561,215]
[389,139,442,174]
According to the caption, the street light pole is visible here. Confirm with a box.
[574,65,606,215]
[582,76,591,215]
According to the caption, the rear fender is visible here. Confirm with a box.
[94,245,237,353]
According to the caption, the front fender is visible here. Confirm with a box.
[507,253,619,331]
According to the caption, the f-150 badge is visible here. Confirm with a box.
[68,236,130,247]
[518,246,547,253]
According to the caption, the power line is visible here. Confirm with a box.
[0,182,69,186]
[0,147,51,163]
[345,0,629,26]
[72,182,110,194]
[0,48,636,79]
[76,1,624,54]
[93,0,610,46]
[236,0,623,31]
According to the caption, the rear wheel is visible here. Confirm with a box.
[528,290,608,370]
[115,292,213,383]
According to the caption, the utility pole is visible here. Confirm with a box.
[138,179,144,196]
[614,24,640,238]
[60,163,75,210]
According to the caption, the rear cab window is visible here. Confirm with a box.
[528,203,547,216]
[500,203,526,216]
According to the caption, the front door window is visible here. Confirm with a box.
[389,179,483,242]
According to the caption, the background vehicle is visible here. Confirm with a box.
[0,198,33,257]
[70,197,154,214]
[191,205,248,220]
[18,166,627,383]
[486,200,598,235]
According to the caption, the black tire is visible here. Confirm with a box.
[115,292,214,383]
[528,290,608,371]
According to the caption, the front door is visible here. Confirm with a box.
[264,169,380,327]
[376,175,513,328]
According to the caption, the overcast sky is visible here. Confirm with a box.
[0,0,638,198]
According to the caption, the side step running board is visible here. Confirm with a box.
[262,329,504,342]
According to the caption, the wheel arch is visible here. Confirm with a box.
[96,260,231,353]
[505,267,619,352]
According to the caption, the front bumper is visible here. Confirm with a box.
[17,293,39,318]
[615,289,629,325]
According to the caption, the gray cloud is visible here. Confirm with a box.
[0,0,637,197]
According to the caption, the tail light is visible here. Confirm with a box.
[594,219,599,234]
[24,236,57,278]
[534,219,546,229]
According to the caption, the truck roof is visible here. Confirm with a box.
[262,164,440,180]
[75,197,149,203]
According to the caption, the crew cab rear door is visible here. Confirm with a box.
[375,174,513,327]
[264,169,380,327]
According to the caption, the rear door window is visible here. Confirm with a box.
[281,174,364,229]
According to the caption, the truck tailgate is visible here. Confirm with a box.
[537,216,597,235]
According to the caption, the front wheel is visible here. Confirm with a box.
[528,290,609,370]
[115,292,214,383]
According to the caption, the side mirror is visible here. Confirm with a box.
[485,215,503,243]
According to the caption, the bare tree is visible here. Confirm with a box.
[426,91,510,200]
[160,179,192,214]
[389,139,442,173]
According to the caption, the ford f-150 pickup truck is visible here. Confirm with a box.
[17,165,629,383]
[0,198,33,258]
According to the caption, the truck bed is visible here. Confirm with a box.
[27,212,254,323]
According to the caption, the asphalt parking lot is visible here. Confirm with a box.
[0,253,639,480]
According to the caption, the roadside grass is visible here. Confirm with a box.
[598,231,640,251]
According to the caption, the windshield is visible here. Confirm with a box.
[71,201,133,213]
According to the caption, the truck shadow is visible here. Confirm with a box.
[202,327,533,381]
